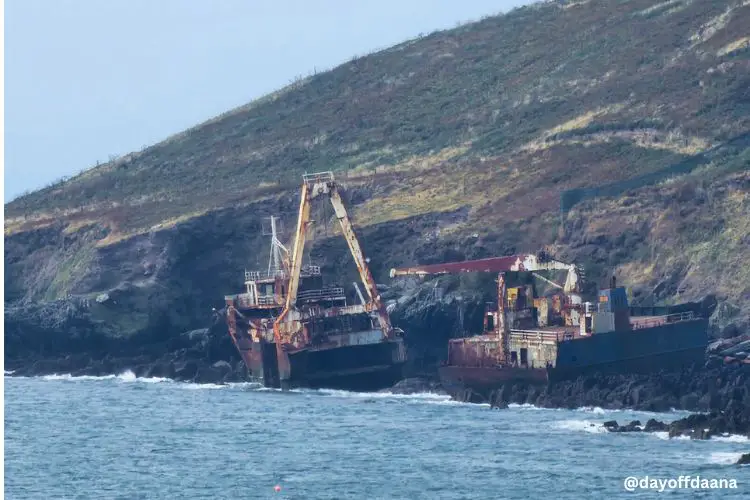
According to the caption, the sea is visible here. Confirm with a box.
[4,372,749,499]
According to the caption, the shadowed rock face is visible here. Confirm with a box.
[4,302,246,385]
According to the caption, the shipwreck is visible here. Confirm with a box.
[223,172,406,391]
[390,254,709,402]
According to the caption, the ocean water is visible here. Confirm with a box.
[4,372,749,499]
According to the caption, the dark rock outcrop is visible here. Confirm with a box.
[482,364,750,415]
[601,408,750,440]
[604,420,643,433]
[4,309,247,385]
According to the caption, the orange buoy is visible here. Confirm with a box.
[274,485,282,493]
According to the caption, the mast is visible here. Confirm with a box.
[265,215,288,277]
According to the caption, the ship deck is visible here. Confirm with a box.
[448,325,580,345]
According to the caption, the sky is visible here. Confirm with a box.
[4,0,533,202]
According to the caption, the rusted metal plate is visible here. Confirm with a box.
[439,365,549,389]
[312,329,384,349]
[447,337,505,367]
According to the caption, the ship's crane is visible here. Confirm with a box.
[390,254,582,294]
[274,172,394,354]
[389,253,583,362]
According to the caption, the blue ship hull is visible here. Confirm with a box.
[550,317,709,381]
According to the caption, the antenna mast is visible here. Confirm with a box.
[264,216,288,277]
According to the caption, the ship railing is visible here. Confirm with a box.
[631,311,696,330]
[511,329,567,344]
[244,266,321,283]
[232,293,279,308]
[666,311,696,323]
[256,295,277,306]
[297,287,346,302]
[301,265,322,276]
[303,171,335,186]
[245,270,285,281]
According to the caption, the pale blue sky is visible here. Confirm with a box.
[5,0,532,201]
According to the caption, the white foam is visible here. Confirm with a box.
[713,434,750,443]
[508,404,666,415]
[317,388,453,402]
[506,404,618,414]
[226,382,263,390]
[4,370,16,375]
[308,388,481,406]
[180,383,226,390]
[709,452,744,465]
[649,431,692,441]
[553,419,607,434]
[508,403,545,410]
[650,432,747,443]
[578,406,607,414]
[116,370,171,384]
[42,373,117,381]
[38,370,175,384]
[31,370,269,391]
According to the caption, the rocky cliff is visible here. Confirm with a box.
[5,0,750,379]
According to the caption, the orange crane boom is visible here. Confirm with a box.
[273,172,394,382]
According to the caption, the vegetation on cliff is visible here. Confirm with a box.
[5,0,750,353]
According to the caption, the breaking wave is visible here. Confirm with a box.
[507,404,616,412]
[36,371,223,388]
[116,370,171,383]
[311,388,473,406]
[708,452,744,465]
[42,373,118,381]
[577,406,607,414]
[567,425,748,444]
[713,434,749,443]
[506,404,689,416]
[553,420,608,434]
[507,403,548,410]
[19,372,462,404]
[653,432,690,440]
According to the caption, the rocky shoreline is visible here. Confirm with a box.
[6,297,750,455]
[602,409,750,441]
[485,362,750,413]
[390,363,750,443]
[7,331,750,463]
[4,305,251,385]
[601,411,750,466]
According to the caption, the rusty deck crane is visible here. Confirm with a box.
[389,253,582,363]
[272,171,398,386]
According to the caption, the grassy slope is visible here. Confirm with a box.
[5,0,750,330]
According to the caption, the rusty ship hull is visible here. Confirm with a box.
[438,365,547,403]
[234,333,406,391]
[439,314,709,403]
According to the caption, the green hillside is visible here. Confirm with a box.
[5,0,750,339]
